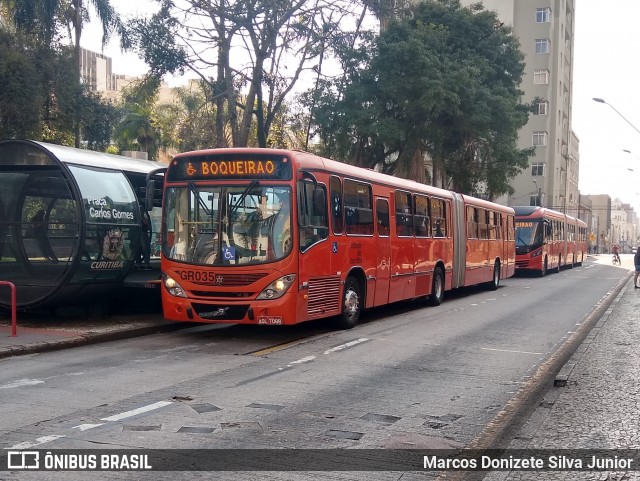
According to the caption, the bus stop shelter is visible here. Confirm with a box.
[0,140,164,311]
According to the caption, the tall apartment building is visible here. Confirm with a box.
[459,0,577,213]
[79,47,134,100]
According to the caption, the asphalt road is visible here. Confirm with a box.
[0,256,631,481]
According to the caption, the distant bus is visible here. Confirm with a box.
[149,148,515,328]
[514,206,587,276]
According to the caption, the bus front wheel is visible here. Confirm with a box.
[539,257,548,277]
[336,277,361,329]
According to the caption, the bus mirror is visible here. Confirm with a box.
[145,179,155,212]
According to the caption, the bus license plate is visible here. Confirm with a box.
[257,316,283,325]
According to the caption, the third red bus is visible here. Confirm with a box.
[514,206,587,276]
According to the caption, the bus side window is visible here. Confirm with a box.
[395,191,413,237]
[376,198,390,237]
[414,194,429,237]
[466,206,477,239]
[330,176,343,235]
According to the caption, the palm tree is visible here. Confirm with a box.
[3,0,120,147]
[64,0,120,147]
[0,0,61,46]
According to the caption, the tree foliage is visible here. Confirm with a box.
[123,0,367,148]
[0,0,119,148]
[311,0,534,197]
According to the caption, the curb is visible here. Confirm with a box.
[0,321,188,360]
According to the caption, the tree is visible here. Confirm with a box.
[64,0,120,147]
[311,0,533,197]
[113,77,161,158]
[124,0,364,148]
[1,0,120,148]
[0,29,43,139]
[81,91,119,151]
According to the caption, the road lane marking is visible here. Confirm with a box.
[481,348,542,355]
[10,435,65,449]
[100,401,173,422]
[72,423,105,431]
[0,379,44,389]
[323,338,369,354]
[287,356,316,366]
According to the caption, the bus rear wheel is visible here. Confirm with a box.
[336,276,361,329]
[428,267,444,306]
[488,261,500,291]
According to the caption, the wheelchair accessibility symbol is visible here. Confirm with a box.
[332,242,338,254]
[222,246,235,261]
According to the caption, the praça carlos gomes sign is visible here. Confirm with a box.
[167,153,293,181]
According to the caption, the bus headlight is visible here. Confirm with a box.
[256,274,296,300]
[162,274,187,298]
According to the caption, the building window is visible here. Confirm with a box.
[535,100,549,115]
[530,195,541,207]
[536,8,551,23]
[531,162,545,176]
[535,39,550,54]
[532,132,548,146]
[533,69,550,84]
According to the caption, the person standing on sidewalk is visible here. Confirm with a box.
[635,248,640,288]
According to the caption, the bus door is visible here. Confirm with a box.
[297,179,335,320]
[373,197,391,306]
[390,191,415,303]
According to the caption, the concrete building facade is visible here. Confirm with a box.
[460,0,576,213]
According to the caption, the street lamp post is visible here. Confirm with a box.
[593,98,640,136]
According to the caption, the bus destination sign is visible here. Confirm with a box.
[168,154,293,181]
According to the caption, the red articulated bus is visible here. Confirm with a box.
[150,148,515,328]
[514,206,587,276]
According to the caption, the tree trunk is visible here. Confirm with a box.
[73,0,82,148]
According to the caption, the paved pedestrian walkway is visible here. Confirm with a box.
[0,311,182,359]
[485,266,640,481]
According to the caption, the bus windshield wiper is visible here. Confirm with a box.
[230,180,259,216]
[188,182,212,217]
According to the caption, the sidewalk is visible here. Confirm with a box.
[0,311,184,359]
[485,270,640,481]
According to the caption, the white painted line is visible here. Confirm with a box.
[100,401,173,422]
[287,356,316,367]
[481,347,542,355]
[72,423,105,431]
[10,435,65,449]
[323,338,369,354]
[0,379,44,390]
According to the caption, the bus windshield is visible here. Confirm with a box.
[163,184,292,266]
[516,220,543,247]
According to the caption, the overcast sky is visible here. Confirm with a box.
[83,1,640,210]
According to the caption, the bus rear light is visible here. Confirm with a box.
[162,274,187,298]
[257,274,296,300]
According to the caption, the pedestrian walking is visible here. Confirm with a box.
[635,247,640,288]
[136,207,152,269]
[30,209,58,262]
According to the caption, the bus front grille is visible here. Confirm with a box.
[307,277,341,317]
